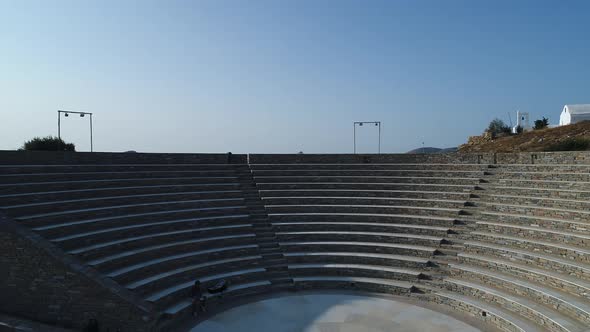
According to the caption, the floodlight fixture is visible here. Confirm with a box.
[57,110,94,152]
[353,121,381,154]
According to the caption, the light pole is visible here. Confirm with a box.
[353,121,381,154]
[57,110,94,152]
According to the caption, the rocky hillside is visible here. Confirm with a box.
[458,121,590,153]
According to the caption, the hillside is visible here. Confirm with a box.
[458,121,590,153]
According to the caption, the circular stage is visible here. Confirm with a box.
[190,293,483,332]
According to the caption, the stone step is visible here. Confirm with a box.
[476,193,590,211]
[0,163,244,173]
[493,178,590,191]
[107,244,260,284]
[269,213,457,227]
[275,231,444,247]
[283,252,430,269]
[272,221,450,237]
[83,234,257,271]
[252,170,485,178]
[20,204,249,229]
[288,263,424,281]
[146,268,268,311]
[444,278,587,332]
[51,220,254,251]
[476,221,590,247]
[463,241,590,282]
[262,197,467,209]
[293,276,415,295]
[254,176,481,186]
[259,189,471,200]
[125,256,263,296]
[249,164,490,171]
[0,183,243,205]
[0,170,242,185]
[488,171,590,181]
[256,182,476,193]
[0,176,241,195]
[449,264,590,325]
[162,280,272,316]
[457,252,590,300]
[480,185,590,200]
[265,204,463,218]
[432,291,545,332]
[478,202,590,223]
[469,231,590,264]
[279,241,437,258]
[477,211,590,234]
[0,190,246,215]
[36,213,250,239]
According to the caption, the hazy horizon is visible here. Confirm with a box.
[2,1,589,153]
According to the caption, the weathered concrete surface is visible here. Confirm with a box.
[190,293,484,332]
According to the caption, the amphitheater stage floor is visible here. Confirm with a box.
[189,293,484,332]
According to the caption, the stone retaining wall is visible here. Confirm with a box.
[0,213,157,332]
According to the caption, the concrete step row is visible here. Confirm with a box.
[269,213,458,227]
[265,204,463,218]
[0,176,241,195]
[19,202,250,230]
[468,231,590,265]
[0,183,243,205]
[463,241,590,283]
[457,252,590,301]
[475,193,590,212]
[82,233,259,272]
[254,176,482,186]
[0,170,242,184]
[474,221,590,247]
[447,264,590,331]
[1,191,246,216]
[489,164,590,173]
[477,201,590,222]
[493,178,590,191]
[478,185,590,200]
[443,277,586,332]
[0,164,247,174]
[272,221,450,237]
[251,169,487,178]
[259,189,472,200]
[477,211,590,234]
[487,171,590,182]
[262,196,468,209]
[53,218,255,252]
[249,163,491,171]
[431,291,545,332]
[257,182,477,192]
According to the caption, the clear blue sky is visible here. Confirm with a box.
[1,0,589,153]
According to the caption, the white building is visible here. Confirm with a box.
[560,104,590,126]
[512,110,532,133]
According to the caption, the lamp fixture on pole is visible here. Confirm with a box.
[57,110,94,152]
[353,121,381,154]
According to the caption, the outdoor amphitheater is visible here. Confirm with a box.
[1,150,590,332]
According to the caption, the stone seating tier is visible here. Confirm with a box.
[2,157,590,332]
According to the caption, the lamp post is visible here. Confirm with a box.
[353,121,381,154]
[57,110,94,152]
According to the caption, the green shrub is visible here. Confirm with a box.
[487,118,511,135]
[21,136,76,151]
[546,137,590,151]
[534,117,549,130]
